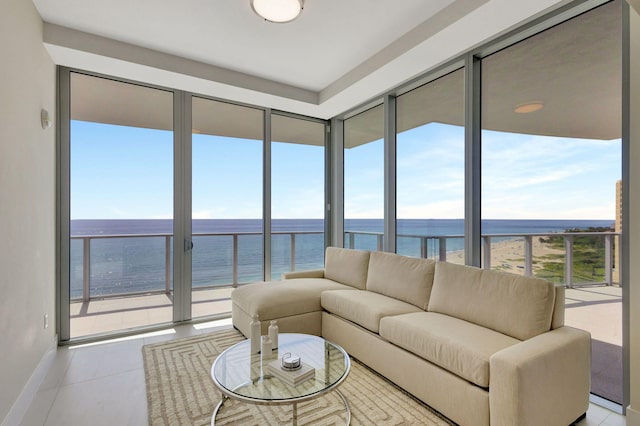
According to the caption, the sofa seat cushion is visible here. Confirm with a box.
[379,312,520,388]
[232,278,352,320]
[321,290,423,333]
[366,251,436,310]
[428,262,556,340]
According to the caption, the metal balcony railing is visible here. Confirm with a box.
[345,230,620,288]
[71,230,619,302]
[71,231,324,302]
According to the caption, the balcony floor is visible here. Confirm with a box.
[70,287,234,338]
[565,286,622,345]
[565,286,623,404]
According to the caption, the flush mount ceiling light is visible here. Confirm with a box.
[514,101,544,114]
[251,0,304,23]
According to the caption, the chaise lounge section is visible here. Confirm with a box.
[231,247,591,426]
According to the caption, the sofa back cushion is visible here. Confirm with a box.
[324,247,370,290]
[366,251,436,309]
[428,262,556,340]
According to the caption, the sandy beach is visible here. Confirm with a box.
[445,236,565,275]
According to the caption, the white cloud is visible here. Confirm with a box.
[398,199,464,219]
[272,187,325,219]
[344,193,384,218]
[485,167,581,191]
[192,210,213,219]
[150,213,173,219]
[110,208,128,217]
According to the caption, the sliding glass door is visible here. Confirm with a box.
[271,114,326,280]
[191,97,264,319]
[68,72,175,338]
[396,69,465,263]
[343,105,384,250]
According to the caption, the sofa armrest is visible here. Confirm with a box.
[282,269,325,279]
[489,326,591,426]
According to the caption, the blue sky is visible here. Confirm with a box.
[481,129,620,219]
[71,121,620,221]
[71,121,173,219]
[70,121,325,220]
[345,122,620,220]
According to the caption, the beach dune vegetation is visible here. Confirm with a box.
[536,227,614,284]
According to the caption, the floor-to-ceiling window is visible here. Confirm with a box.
[480,0,622,403]
[396,69,465,262]
[343,104,384,250]
[68,72,175,338]
[271,114,326,279]
[62,78,329,337]
[191,97,264,319]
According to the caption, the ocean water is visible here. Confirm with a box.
[69,218,614,298]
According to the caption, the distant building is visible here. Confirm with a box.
[614,179,622,284]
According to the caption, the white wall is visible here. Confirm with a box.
[629,5,640,424]
[0,0,56,422]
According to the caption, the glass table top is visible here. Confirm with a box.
[211,333,350,403]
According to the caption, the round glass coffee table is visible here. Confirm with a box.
[211,333,351,425]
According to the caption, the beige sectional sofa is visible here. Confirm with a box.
[231,247,591,426]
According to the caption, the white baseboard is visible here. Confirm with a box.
[590,394,623,414]
[627,405,640,426]
[1,335,57,426]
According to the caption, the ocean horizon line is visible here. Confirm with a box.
[70,218,615,238]
[70,217,615,221]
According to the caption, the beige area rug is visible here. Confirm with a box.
[143,328,455,426]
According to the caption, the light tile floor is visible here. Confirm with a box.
[20,319,626,426]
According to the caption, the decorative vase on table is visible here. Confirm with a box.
[250,315,261,355]
[268,320,279,350]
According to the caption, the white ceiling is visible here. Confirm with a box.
[32,0,573,119]
[37,0,458,92]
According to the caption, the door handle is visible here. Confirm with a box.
[184,239,194,253]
